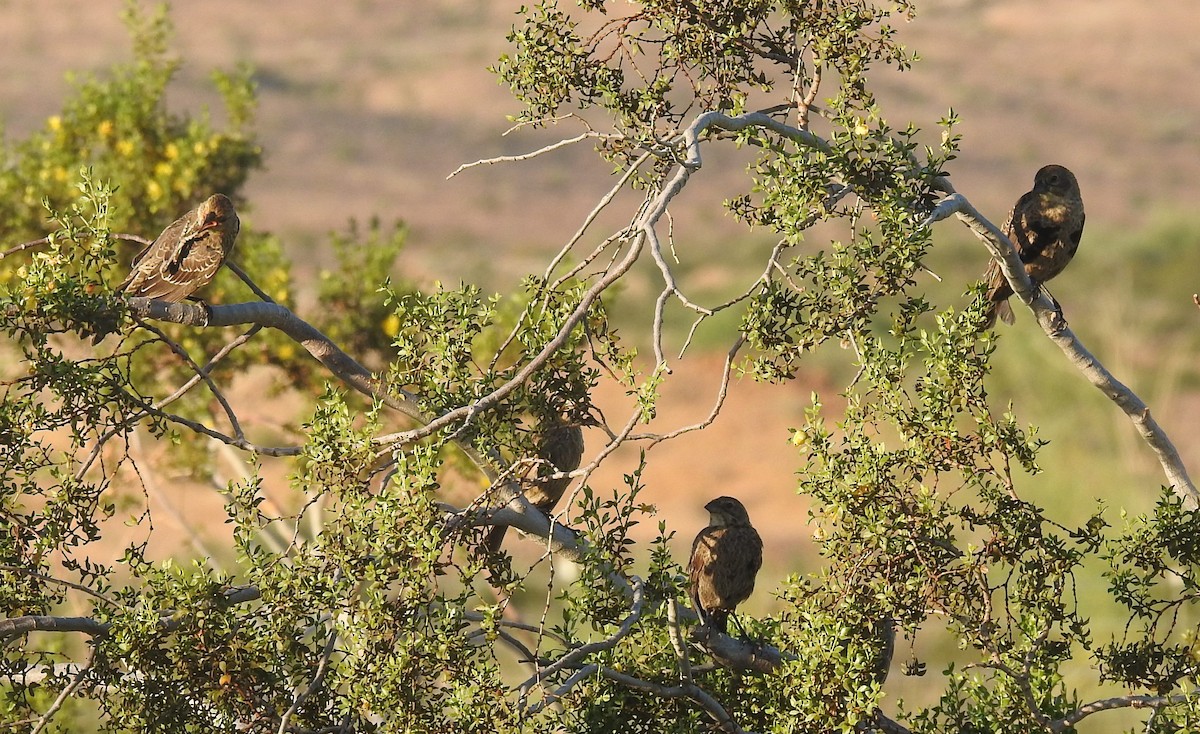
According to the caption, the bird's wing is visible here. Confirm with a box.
[168,237,225,283]
[164,214,204,266]
[688,529,715,604]
[119,212,191,296]
[748,528,764,576]
[138,211,193,267]
[1071,212,1086,246]
[1005,192,1045,261]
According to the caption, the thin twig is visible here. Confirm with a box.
[649,336,745,445]
[0,565,120,608]
[518,576,645,696]
[277,620,339,734]
[129,430,223,567]
[30,647,96,734]
[447,132,617,178]
[134,317,245,439]
[1,236,49,260]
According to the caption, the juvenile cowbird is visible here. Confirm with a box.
[982,164,1085,327]
[120,194,240,302]
[688,495,763,635]
[484,419,585,554]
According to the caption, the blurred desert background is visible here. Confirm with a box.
[4,0,1200,717]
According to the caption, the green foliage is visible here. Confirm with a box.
[387,275,609,466]
[314,218,411,370]
[495,0,917,150]
[1099,491,1200,693]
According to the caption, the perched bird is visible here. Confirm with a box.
[688,495,763,635]
[982,164,1085,327]
[484,419,585,554]
[120,194,240,302]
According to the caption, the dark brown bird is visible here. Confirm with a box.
[484,419,585,554]
[982,164,1085,328]
[688,495,763,635]
[120,194,240,302]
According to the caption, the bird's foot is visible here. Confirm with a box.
[1033,284,1068,329]
[729,614,760,645]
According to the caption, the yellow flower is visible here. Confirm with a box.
[192,140,208,156]
[382,313,400,337]
[53,167,68,183]
[116,140,136,157]
[146,180,162,201]
[154,161,172,177]
[164,142,179,160]
[276,343,296,361]
[97,120,114,138]
[47,116,62,132]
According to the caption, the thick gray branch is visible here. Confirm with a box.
[0,586,261,641]
[690,626,787,674]
[126,298,426,426]
[1051,693,1195,732]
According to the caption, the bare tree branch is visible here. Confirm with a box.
[1,236,50,260]
[447,131,621,178]
[1051,693,1196,732]
[278,623,339,734]
[597,665,752,734]
[29,647,96,734]
[519,576,645,699]
[0,586,261,642]
[690,626,786,674]
[0,615,109,639]
[125,297,426,424]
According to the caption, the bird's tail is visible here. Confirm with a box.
[483,526,508,556]
[982,298,1015,329]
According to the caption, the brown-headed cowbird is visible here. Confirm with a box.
[982,164,1085,327]
[484,419,585,554]
[688,495,763,635]
[120,194,240,302]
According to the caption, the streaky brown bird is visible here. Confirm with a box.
[120,194,240,302]
[688,495,763,635]
[484,419,585,554]
[982,164,1085,328]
